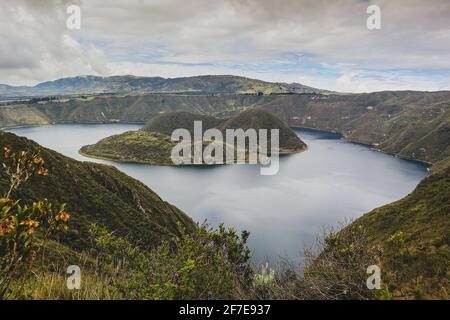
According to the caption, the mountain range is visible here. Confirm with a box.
[0,75,329,97]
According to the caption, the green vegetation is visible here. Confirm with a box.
[431,156,450,174]
[9,222,253,300]
[0,131,195,249]
[219,108,304,152]
[250,224,385,300]
[349,166,450,299]
[1,130,449,300]
[247,165,449,300]
[88,223,252,299]
[80,109,307,165]
[143,111,223,135]
[259,162,449,300]
[80,131,177,165]
[0,146,70,298]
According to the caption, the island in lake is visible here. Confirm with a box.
[79,108,307,165]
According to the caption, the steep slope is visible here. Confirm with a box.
[431,156,450,174]
[219,108,305,151]
[80,109,306,165]
[0,131,195,249]
[349,167,450,298]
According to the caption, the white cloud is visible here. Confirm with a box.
[0,0,449,92]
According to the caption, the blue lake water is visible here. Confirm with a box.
[7,124,428,263]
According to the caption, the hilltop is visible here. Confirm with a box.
[80,108,307,165]
[143,111,223,135]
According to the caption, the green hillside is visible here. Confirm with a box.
[219,108,304,152]
[0,131,195,249]
[0,131,254,300]
[350,166,450,299]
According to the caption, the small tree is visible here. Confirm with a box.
[0,146,70,299]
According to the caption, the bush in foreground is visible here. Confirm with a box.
[89,223,252,299]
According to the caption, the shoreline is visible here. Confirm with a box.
[78,145,308,167]
[4,121,435,168]
[292,125,433,168]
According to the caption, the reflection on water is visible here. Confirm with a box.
[7,124,428,263]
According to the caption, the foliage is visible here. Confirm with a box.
[0,131,196,252]
[251,223,383,300]
[89,223,252,300]
[351,167,450,299]
[0,146,70,299]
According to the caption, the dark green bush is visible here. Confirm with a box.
[89,223,252,299]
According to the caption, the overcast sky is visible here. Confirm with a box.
[1,0,450,92]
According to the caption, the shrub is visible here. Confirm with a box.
[0,146,70,299]
[89,223,252,299]
[251,223,384,300]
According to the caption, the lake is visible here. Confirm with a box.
[6,124,428,263]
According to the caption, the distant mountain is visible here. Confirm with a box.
[80,108,307,165]
[0,75,329,97]
[0,84,30,95]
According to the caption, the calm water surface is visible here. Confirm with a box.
[7,124,428,262]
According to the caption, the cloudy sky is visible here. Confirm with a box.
[1,0,450,92]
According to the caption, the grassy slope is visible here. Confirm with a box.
[351,166,450,298]
[80,131,177,165]
[0,131,195,250]
[219,108,305,151]
[431,156,450,174]
[80,109,306,165]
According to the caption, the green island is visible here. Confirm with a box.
[79,108,307,165]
